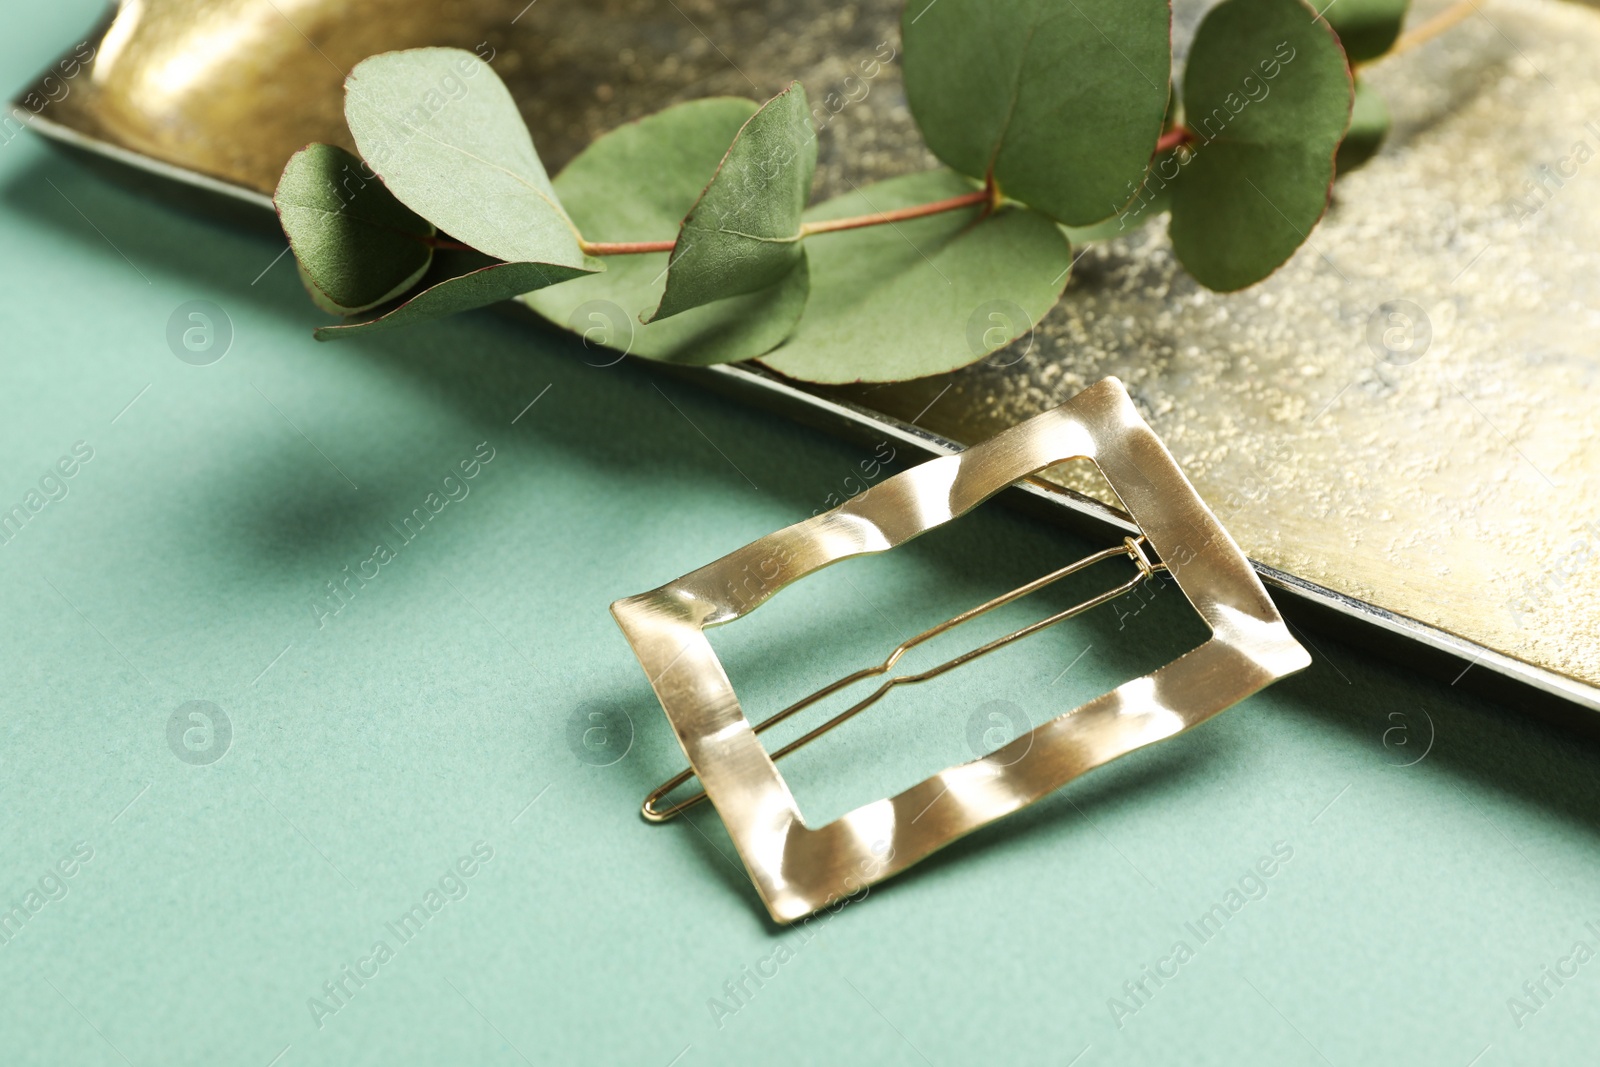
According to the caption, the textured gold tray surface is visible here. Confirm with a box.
[44,0,1600,688]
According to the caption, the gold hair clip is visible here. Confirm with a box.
[612,377,1310,924]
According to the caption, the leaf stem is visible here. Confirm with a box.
[798,186,992,237]
[1367,0,1476,66]
[579,238,679,256]
[577,177,995,256]
[1156,127,1193,153]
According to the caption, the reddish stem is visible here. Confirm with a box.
[577,178,996,256]
[799,186,991,237]
[1156,126,1193,153]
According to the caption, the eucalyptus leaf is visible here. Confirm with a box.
[1337,78,1391,173]
[275,142,434,314]
[902,0,1171,226]
[1321,0,1410,61]
[343,47,591,270]
[650,83,815,322]
[1168,0,1352,291]
[759,170,1072,384]
[296,261,360,317]
[1061,176,1172,243]
[524,98,809,366]
[315,258,591,339]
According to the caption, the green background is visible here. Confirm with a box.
[4,5,1600,1065]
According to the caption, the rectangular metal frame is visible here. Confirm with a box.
[612,378,1311,923]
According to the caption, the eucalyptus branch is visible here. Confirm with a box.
[277,0,1480,381]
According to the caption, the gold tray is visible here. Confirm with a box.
[21,0,1600,718]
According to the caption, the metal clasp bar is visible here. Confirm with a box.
[641,535,1167,822]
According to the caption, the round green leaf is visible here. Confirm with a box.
[344,48,589,270]
[1168,0,1352,291]
[650,83,815,322]
[1321,0,1410,62]
[758,170,1072,385]
[315,259,592,339]
[275,142,434,314]
[902,0,1171,226]
[1061,175,1172,243]
[1336,78,1391,174]
[524,98,809,366]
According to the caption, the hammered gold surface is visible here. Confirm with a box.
[613,379,1310,922]
[26,0,1600,689]
[858,0,1600,689]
